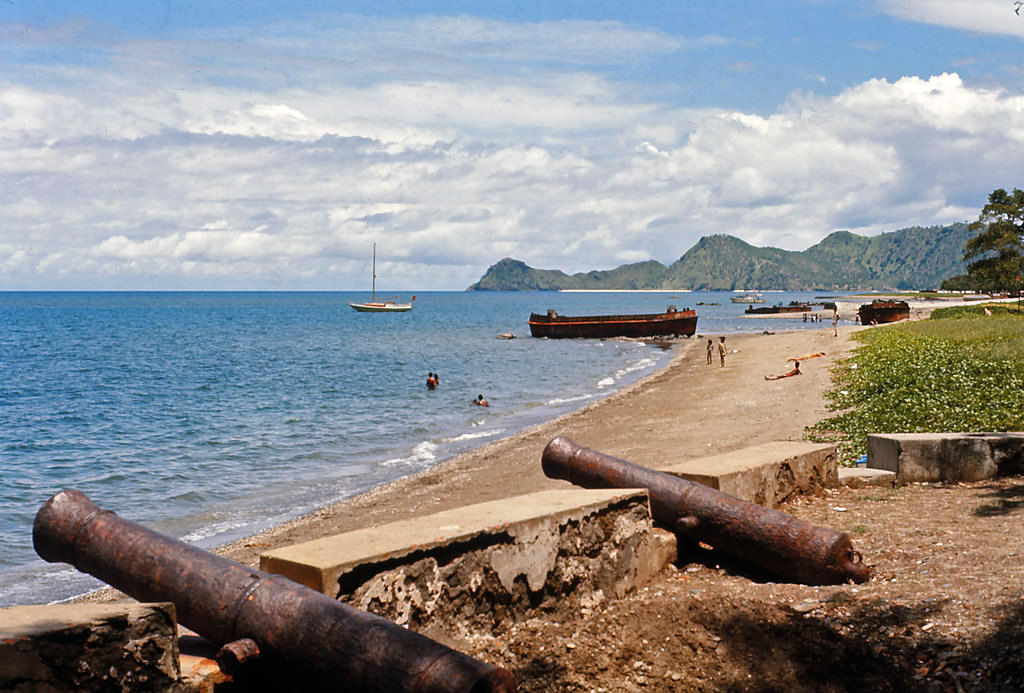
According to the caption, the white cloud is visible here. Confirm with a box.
[878,0,1024,37]
[3,12,1024,288]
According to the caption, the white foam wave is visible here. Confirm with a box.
[181,518,252,543]
[616,357,657,377]
[444,429,506,443]
[547,393,593,406]
[596,377,615,388]
[383,440,438,466]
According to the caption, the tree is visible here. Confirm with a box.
[964,188,1024,292]
[940,273,975,291]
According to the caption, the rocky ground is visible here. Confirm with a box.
[458,477,1024,692]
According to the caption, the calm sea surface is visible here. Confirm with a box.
[0,290,842,606]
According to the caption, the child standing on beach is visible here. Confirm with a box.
[706,339,713,365]
[718,336,727,367]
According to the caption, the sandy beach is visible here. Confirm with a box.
[218,320,856,567]
[76,298,1024,690]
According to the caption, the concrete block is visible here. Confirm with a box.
[655,441,838,507]
[0,602,186,693]
[261,489,672,634]
[838,466,896,488]
[867,432,1024,482]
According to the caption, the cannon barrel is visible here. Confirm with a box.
[33,489,515,693]
[541,437,869,585]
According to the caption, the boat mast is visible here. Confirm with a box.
[371,243,376,301]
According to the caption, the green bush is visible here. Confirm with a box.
[807,309,1024,464]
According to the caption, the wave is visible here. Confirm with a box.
[383,440,438,467]
[444,429,506,443]
[546,393,593,406]
[616,356,657,377]
[180,517,253,543]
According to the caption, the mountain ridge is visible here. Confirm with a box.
[467,223,972,291]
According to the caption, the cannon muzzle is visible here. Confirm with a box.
[542,436,869,585]
[34,489,515,693]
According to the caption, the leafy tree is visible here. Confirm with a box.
[964,188,1024,292]
[940,273,974,291]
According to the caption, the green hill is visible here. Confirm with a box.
[466,223,973,291]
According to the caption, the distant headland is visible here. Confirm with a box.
[467,223,972,292]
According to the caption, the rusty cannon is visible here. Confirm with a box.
[541,437,870,585]
[33,489,515,693]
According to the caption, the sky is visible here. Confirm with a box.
[3,1,1024,290]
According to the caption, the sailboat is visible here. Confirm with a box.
[349,244,415,312]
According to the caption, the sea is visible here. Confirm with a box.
[0,289,843,607]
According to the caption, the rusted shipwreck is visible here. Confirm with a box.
[528,305,698,338]
[858,299,910,324]
[744,301,813,315]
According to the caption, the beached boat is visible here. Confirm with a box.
[528,305,698,339]
[349,244,414,312]
[730,293,765,304]
[857,299,909,324]
[744,301,813,315]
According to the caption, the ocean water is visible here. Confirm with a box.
[0,289,841,607]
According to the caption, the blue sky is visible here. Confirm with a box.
[3,1,1024,289]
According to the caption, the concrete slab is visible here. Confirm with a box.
[261,488,649,594]
[868,432,1024,482]
[838,466,896,488]
[261,489,673,633]
[0,602,185,692]
[655,441,838,507]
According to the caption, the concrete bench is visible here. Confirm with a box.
[654,441,838,507]
[867,432,1024,482]
[260,489,675,633]
[0,602,189,693]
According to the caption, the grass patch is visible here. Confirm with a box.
[807,308,1024,463]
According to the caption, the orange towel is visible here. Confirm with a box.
[787,351,826,362]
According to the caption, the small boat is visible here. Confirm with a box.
[528,305,698,339]
[857,299,909,324]
[349,244,414,312]
[745,301,813,315]
[730,293,765,304]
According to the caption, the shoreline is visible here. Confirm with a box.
[212,321,861,569]
[217,294,981,568]
[78,294,972,598]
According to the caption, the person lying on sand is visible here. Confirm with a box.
[765,361,801,380]
[786,352,825,362]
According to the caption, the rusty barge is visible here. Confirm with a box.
[528,305,698,339]
[744,301,814,315]
[858,299,910,324]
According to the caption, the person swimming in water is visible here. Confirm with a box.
[473,394,489,407]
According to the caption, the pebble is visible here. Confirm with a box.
[792,599,819,613]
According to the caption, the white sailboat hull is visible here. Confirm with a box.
[350,243,414,312]
[349,301,413,312]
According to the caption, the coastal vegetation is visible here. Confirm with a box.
[942,187,1024,293]
[469,223,972,291]
[809,304,1024,461]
